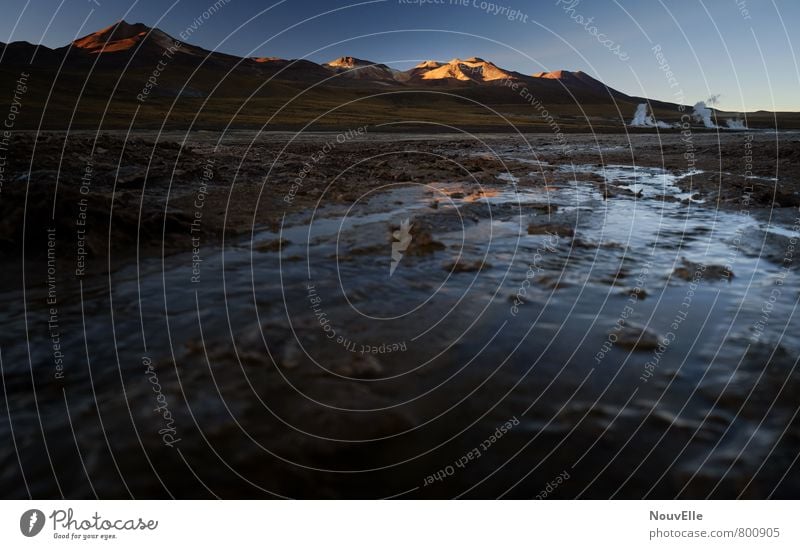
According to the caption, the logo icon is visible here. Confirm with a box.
[20,509,45,537]
[390,218,413,277]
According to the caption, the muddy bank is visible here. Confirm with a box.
[2,131,797,273]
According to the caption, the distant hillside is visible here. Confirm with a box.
[1,20,794,130]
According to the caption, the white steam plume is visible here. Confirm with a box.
[630,103,671,128]
[725,117,747,130]
[692,101,717,128]
[630,103,650,126]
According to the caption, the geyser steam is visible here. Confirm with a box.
[725,117,747,130]
[692,96,718,128]
[630,103,650,126]
[629,103,671,128]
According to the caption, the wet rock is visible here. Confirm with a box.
[443,258,491,273]
[254,239,289,252]
[404,224,445,256]
[536,275,571,290]
[672,258,733,282]
[597,183,615,199]
[619,287,648,300]
[527,222,574,237]
[653,193,681,202]
[572,238,625,250]
[615,323,660,351]
[339,244,385,260]
[601,267,630,286]
[528,203,558,214]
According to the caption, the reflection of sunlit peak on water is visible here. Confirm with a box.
[462,189,500,202]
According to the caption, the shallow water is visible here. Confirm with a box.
[2,150,799,498]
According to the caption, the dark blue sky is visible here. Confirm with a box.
[3,0,799,110]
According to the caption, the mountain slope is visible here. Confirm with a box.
[404,57,524,84]
[0,19,699,130]
[0,19,640,100]
[72,21,167,54]
[70,20,245,68]
[324,56,399,83]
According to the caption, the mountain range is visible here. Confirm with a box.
[0,20,791,130]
